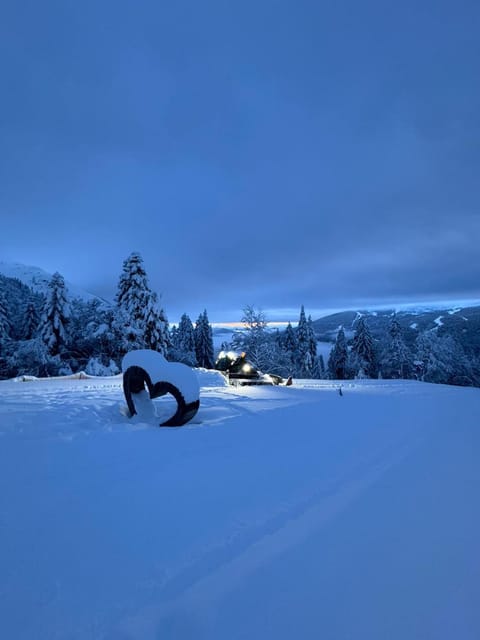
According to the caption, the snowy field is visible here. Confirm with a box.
[0,374,479,639]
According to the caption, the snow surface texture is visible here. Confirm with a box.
[122,350,200,404]
[0,376,479,639]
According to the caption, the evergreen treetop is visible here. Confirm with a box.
[38,272,70,355]
[350,316,377,378]
[0,292,12,341]
[195,310,214,369]
[327,326,348,380]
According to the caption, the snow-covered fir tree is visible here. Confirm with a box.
[414,331,473,386]
[38,272,70,355]
[295,305,309,374]
[144,292,169,355]
[111,305,144,354]
[172,313,197,365]
[113,252,169,356]
[66,299,101,366]
[93,307,128,363]
[178,313,196,354]
[307,315,317,362]
[170,325,179,347]
[0,292,12,341]
[271,329,294,376]
[0,274,41,341]
[63,299,121,370]
[327,326,348,379]
[115,252,151,352]
[314,354,325,379]
[22,302,39,340]
[194,310,214,369]
[350,316,377,378]
[304,314,324,379]
[380,314,411,379]
[283,322,297,353]
[158,306,170,352]
[115,252,150,320]
[280,321,298,371]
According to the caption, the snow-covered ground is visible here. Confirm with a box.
[0,374,479,639]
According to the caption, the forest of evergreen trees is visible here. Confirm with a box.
[0,252,479,388]
[325,313,480,386]
[0,253,215,379]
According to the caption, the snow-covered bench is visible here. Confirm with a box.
[122,350,200,426]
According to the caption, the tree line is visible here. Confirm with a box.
[326,314,479,386]
[224,305,325,379]
[1,256,478,387]
[219,307,479,387]
[0,252,214,378]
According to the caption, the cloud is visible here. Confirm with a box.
[1,1,479,321]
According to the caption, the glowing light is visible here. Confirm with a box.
[242,364,252,373]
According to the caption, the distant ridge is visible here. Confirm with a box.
[311,304,480,352]
[0,261,105,303]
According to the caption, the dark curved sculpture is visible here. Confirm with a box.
[122,352,200,427]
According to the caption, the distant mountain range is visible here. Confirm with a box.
[2,260,479,355]
[0,261,104,302]
[311,305,480,352]
[211,304,480,358]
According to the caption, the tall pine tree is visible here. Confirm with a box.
[327,326,348,379]
[171,313,197,365]
[307,315,317,362]
[179,314,196,355]
[114,252,168,354]
[0,292,12,341]
[283,322,297,353]
[381,314,411,379]
[22,301,39,340]
[194,310,214,368]
[115,253,150,326]
[296,305,309,372]
[38,272,70,355]
[144,292,169,355]
[350,316,377,378]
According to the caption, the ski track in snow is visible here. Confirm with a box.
[118,427,426,640]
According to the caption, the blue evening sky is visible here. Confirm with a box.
[1,0,479,321]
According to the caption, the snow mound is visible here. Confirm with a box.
[195,368,229,387]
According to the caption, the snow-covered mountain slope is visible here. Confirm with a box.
[312,303,480,352]
[0,261,104,302]
[0,375,478,639]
